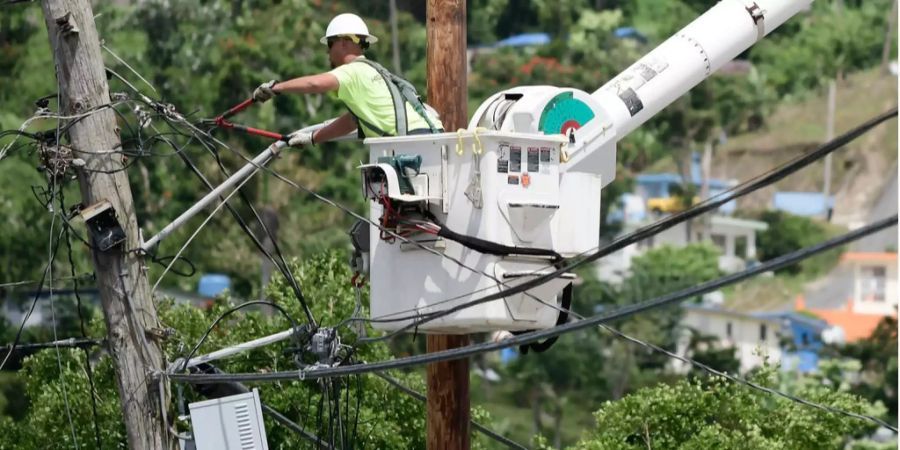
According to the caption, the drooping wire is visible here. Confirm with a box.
[166,214,895,414]
[176,300,301,374]
[60,187,104,450]
[171,215,898,434]
[597,324,899,432]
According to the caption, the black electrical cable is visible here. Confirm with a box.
[0,224,66,371]
[374,372,529,450]
[430,214,562,260]
[167,215,896,388]
[159,119,316,328]
[177,301,302,373]
[598,323,899,432]
[169,216,899,434]
[171,114,556,318]
[149,254,197,278]
[60,188,104,450]
[0,337,103,353]
[355,107,899,335]
[202,143,317,328]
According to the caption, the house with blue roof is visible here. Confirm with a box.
[674,302,830,374]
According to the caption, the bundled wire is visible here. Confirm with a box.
[167,214,895,390]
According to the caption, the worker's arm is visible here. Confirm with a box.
[311,113,357,143]
[274,73,339,95]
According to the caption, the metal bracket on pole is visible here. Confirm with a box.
[141,144,283,252]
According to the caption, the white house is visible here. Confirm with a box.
[597,214,769,282]
[674,303,828,374]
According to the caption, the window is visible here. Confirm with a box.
[860,266,887,302]
[726,322,733,338]
[711,234,727,252]
[759,324,767,341]
[735,236,748,258]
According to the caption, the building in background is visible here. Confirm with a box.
[798,252,898,342]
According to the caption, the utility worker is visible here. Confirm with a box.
[252,13,443,147]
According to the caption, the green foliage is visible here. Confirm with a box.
[756,211,842,276]
[829,317,899,424]
[0,251,495,449]
[751,1,895,97]
[571,364,885,450]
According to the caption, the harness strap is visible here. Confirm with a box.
[351,58,437,136]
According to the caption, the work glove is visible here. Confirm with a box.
[287,131,314,148]
[252,80,279,103]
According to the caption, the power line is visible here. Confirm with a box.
[169,216,897,434]
[0,273,94,289]
[358,107,899,335]
[167,215,895,395]
[597,324,898,432]
[0,337,103,353]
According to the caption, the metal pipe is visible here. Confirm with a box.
[141,143,283,251]
[170,326,299,372]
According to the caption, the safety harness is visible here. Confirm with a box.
[345,58,440,138]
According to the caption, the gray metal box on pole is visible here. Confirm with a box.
[189,389,270,450]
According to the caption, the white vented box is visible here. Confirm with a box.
[363,130,601,333]
[189,389,269,450]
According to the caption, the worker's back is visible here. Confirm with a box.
[330,57,443,137]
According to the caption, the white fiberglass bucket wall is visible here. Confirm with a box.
[591,0,812,140]
[364,131,599,333]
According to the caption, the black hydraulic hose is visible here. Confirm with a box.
[429,214,562,260]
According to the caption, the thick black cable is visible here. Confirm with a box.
[374,372,529,449]
[167,215,896,385]
[169,216,898,433]
[0,223,66,370]
[358,107,899,334]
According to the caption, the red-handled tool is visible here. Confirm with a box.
[202,99,289,141]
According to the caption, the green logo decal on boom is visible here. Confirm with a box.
[538,91,595,135]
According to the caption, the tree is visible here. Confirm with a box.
[0,251,496,449]
[756,211,841,276]
[829,316,899,424]
[571,364,886,450]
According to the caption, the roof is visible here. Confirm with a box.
[796,294,896,342]
[709,215,769,231]
[493,33,551,48]
[684,304,828,329]
[772,192,834,217]
[840,252,898,264]
[804,308,891,342]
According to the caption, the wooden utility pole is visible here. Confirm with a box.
[40,1,174,449]
[426,1,470,449]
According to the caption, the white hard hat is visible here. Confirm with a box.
[320,13,378,44]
